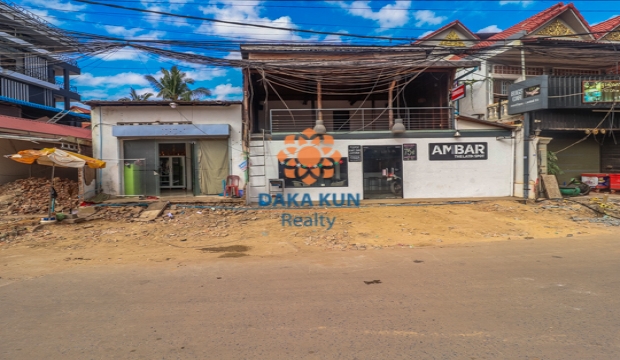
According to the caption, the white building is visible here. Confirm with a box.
[241,45,538,202]
[87,101,245,197]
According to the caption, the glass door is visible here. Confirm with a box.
[362,145,403,199]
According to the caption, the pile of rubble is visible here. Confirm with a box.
[0,177,79,215]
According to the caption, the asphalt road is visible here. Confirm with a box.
[1,235,620,360]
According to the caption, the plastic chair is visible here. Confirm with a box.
[224,175,241,197]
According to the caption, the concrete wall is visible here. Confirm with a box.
[91,104,244,196]
[249,131,515,202]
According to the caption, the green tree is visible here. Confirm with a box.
[144,66,211,101]
[119,87,154,101]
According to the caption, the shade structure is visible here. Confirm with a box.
[5,148,106,169]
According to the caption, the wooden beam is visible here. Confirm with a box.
[388,80,396,129]
[317,80,323,121]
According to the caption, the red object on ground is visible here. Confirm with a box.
[224,175,240,197]
[609,174,620,192]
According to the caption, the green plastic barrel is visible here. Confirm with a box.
[124,163,143,195]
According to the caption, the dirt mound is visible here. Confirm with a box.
[0,177,79,215]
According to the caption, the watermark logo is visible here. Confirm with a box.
[277,128,342,186]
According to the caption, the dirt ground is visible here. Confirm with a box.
[1,197,619,280]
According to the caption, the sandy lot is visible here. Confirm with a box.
[1,198,618,280]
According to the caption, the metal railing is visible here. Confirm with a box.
[55,79,78,93]
[269,107,454,133]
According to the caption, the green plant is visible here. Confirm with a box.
[547,150,563,175]
[144,66,211,101]
[119,87,154,101]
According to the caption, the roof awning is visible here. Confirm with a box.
[112,124,230,138]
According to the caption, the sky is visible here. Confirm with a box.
[19,0,620,106]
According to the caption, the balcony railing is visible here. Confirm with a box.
[269,107,454,133]
[487,100,510,121]
[55,79,78,93]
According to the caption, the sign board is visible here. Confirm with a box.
[348,145,361,162]
[429,142,488,161]
[507,75,549,115]
[451,84,466,102]
[583,80,620,103]
[403,144,417,161]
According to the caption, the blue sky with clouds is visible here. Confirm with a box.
[19,0,620,105]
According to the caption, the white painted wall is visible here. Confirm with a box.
[91,104,244,196]
[456,62,490,118]
[249,131,515,201]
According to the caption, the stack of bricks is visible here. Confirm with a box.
[0,177,80,215]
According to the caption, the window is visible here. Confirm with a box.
[492,65,543,76]
[278,157,349,188]
[553,68,601,76]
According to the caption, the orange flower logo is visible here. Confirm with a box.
[277,128,342,185]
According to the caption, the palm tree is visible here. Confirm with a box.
[119,87,154,101]
[144,66,211,101]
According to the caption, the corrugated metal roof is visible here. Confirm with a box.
[0,114,91,140]
[0,96,91,120]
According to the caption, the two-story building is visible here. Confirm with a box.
[419,2,620,184]
[241,45,537,203]
[0,1,87,125]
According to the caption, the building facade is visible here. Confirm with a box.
[241,45,537,202]
[88,101,245,198]
[0,1,86,124]
[415,2,620,184]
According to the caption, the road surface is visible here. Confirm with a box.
[1,235,619,359]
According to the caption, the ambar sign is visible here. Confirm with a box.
[429,142,488,160]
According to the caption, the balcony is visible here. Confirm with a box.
[269,107,454,133]
[487,100,509,121]
[55,79,78,93]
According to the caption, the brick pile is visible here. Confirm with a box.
[0,177,80,215]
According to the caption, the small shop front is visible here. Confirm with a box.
[115,124,232,197]
[251,122,517,203]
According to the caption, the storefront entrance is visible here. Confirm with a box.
[362,145,403,199]
[122,139,230,197]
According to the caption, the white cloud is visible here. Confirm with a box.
[24,0,86,12]
[73,72,151,88]
[92,47,147,61]
[102,26,166,40]
[419,30,434,38]
[103,25,142,38]
[23,8,63,25]
[197,1,305,41]
[76,14,86,21]
[413,10,447,27]
[211,83,242,100]
[335,1,411,30]
[224,52,242,60]
[478,25,503,33]
[499,1,534,7]
[141,0,193,27]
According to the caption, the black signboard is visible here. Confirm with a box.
[429,142,488,161]
[403,144,417,161]
[507,75,549,115]
[348,145,361,162]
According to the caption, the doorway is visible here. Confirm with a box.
[362,145,403,199]
[159,143,187,195]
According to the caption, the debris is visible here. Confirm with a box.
[364,280,382,285]
[0,177,79,215]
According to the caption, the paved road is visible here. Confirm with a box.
[1,235,620,359]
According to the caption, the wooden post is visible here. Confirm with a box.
[242,68,251,206]
[388,80,396,129]
[317,80,323,122]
